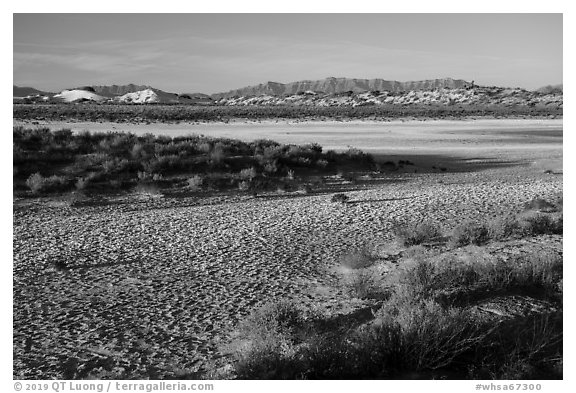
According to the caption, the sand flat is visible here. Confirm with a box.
[14,118,562,154]
[12,118,563,378]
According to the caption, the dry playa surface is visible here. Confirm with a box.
[13,119,563,379]
[13,170,562,379]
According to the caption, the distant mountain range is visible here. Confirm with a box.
[210,77,470,98]
[13,77,563,104]
[13,86,54,97]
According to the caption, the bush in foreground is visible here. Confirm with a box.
[26,173,68,194]
[230,244,562,379]
[386,248,562,305]
[449,221,490,247]
[518,212,563,236]
[393,220,443,246]
[231,297,561,379]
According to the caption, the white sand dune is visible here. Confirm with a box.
[53,89,106,103]
[116,89,160,104]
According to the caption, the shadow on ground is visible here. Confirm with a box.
[371,153,528,173]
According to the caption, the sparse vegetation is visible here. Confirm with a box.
[13,102,563,124]
[393,220,443,246]
[448,208,562,248]
[26,173,69,194]
[331,193,349,203]
[186,175,203,191]
[449,220,491,247]
[229,195,563,379]
[13,127,376,196]
[231,245,562,379]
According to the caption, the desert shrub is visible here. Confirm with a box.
[449,221,490,247]
[316,159,329,168]
[233,298,492,379]
[343,147,374,166]
[523,197,558,213]
[75,177,90,191]
[393,220,442,246]
[239,167,257,180]
[187,175,203,191]
[14,127,376,196]
[26,173,68,194]
[232,245,563,379]
[485,214,522,240]
[471,312,563,380]
[331,193,349,203]
[518,212,563,236]
[102,158,131,174]
[239,301,308,344]
[143,154,183,174]
[232,301,310,379]
[402,245,435,259]
[197,142,211,153]
[209,145,226,166]
[388,248,562,305]
[508,251,563,294]
[137,171,152,181]
[238,180,250,191]
[251,139,281,155]
[263,160,279,175]
[386,256,440,301]
[131,143,148,159]
[373,299,491,372]
[378,161,398,172]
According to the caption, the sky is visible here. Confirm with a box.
[13,13,563,94]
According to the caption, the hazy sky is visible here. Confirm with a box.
[13,13,562,93]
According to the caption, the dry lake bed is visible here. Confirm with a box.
[13,118,563,379]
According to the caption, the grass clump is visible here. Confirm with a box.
[231,301,311,379]
[392,220,443,246]
[523,197,560,213]
[26,173,69,194]
[485,214,521,241]
[387,248,562,305]
[186,175,203,191]
[371,299,491,373]
[449,220,490,247]
[517,212,563,236]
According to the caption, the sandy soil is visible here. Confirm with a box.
[13,171,562,378]
[12,119,563,378]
